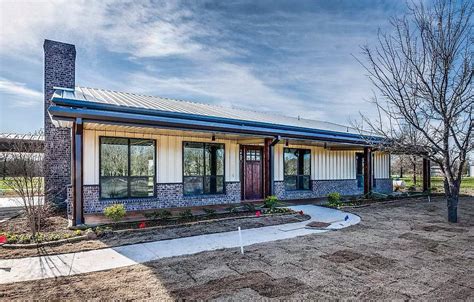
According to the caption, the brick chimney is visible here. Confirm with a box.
[43,39,76,207]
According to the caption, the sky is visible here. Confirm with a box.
[0,0,408,134]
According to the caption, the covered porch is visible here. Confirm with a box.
[49,87,390,226]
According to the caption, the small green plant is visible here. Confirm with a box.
[178,209,193,220]
[74,229,82,236]
[327,192,341,203]
[264,207,293,214]
[49,233,61,241]
[243,203,256,212]
[158,210,172,220]
[225,205,238,213]
[203,208,217,217]
[263,195,279,209]
[104,204,126,222]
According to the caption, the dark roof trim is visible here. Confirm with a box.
[51,96,380,143]
[49,105,382,145]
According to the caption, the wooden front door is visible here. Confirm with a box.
[241,146,263,200]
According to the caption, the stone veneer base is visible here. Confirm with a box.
[373,178,393,194]
[68,182,241,214]
[274,179,392,200]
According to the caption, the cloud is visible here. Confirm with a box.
[0,0,405,132]
[126,62,328,121]
[0,78,42,107]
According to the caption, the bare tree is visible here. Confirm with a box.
[356,0,473,222]
[3,131,50,239]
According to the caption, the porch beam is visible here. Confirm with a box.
[364,147,372,195]
[72,118,84,226]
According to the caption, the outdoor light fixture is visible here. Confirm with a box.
[212,134,216,141]
[324,142,327,149]
[285,139,289,147]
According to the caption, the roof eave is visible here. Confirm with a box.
[48,105,382,146]
[51,95,381,142]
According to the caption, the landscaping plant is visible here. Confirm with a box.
[178,209,193,220]
[263,195,279,209]
[2,130,50,241]
[202,208,217,218]
[243,203,256,212]
[103,204,126,222]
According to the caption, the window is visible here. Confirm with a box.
[183,142,224,195]
[100,137,155,199]
[284,148,311,190]
[245,149,261,161]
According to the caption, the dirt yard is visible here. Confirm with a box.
[1,196,473,300]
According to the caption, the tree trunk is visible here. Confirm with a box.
[447,195,458,223]
[444,178,460,223]
[413,162,416,186]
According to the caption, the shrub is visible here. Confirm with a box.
[327,192,341,204]
[243,203,256,212]
[178,209,193,220]
[203,208,217,217]
[263,195,279,209]
[225,206,238,213]
[158,210,172,220]
[104,204,126,222]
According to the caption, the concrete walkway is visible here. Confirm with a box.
[0,205,360,284]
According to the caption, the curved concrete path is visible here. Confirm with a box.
[0,205,360,284]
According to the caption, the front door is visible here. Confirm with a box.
[241,146,263,200]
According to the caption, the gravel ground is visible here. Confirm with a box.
[0,196,472,300]
[0,213,309,259]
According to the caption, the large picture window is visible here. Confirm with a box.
[183,142,224,195]
[284,148,311,190]
[100,137,155,199]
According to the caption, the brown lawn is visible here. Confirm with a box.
[0,196,473,300]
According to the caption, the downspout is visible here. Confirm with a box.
[269,135,281,196]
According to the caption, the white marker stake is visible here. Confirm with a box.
[238,226,244,254]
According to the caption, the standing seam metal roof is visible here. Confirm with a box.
[54,86,361,136]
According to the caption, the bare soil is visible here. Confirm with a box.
[0,196,473,301]
[0,213,309,259]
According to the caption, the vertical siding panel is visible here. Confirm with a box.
[225,142,230,181]
[83,130,94,185]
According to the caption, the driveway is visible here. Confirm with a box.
[0,205,359,284]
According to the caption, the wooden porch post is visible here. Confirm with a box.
[364,147,372,195]
[422,158,431,192]
[71,118,84,225]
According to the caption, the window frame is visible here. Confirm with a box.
[283,148,311,191]
[99,136,157,200]
[182,141,226,196]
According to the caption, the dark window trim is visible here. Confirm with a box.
[182,141,226,196]
[283,148,311,191]
[99,136,157,200]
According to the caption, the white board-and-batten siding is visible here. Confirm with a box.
[83,130,391,186]
[273,144,390,181]
[83,129,240,185]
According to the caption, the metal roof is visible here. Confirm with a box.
[54,86,360,134]
[0,133,44,152]
[0,133,44,141]
[50,86,380,145]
